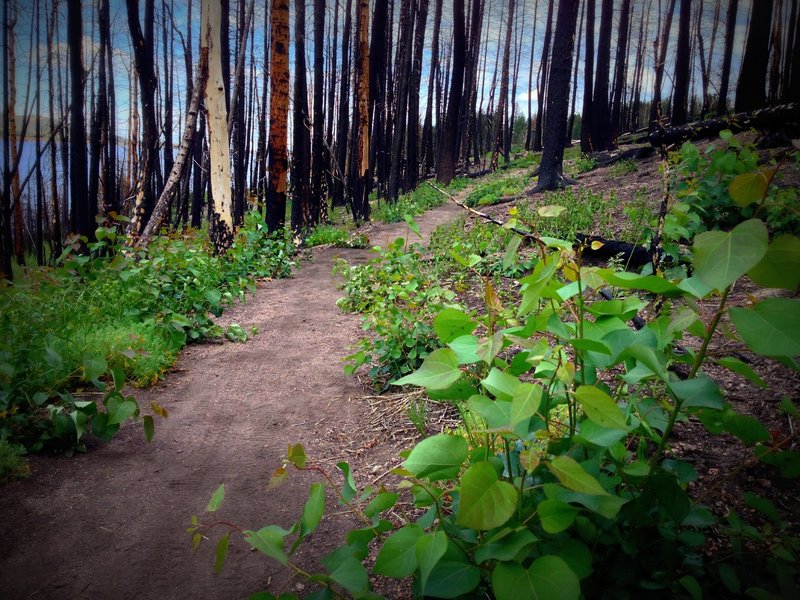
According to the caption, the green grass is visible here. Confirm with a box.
[304,224,369,248]
[517,187,621,240]
[372,177,469,223]
[465,175,530,207]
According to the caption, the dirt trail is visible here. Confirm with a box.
[0,200,462,599]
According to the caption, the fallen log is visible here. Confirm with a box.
[648,103,800,147]
[590,145,656,168]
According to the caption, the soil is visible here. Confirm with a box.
[0,200,461,600]
[2,145,799,599]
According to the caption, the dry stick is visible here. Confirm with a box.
[426,181,548,257]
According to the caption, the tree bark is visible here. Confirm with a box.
[68,0,91,239]
[202,0,235,252]
[491,0,516,170]
[533,0,554,152]
[291,0,312,232]
[332,0,352,208]
[405,0,429,191]
[266,0,289,232]
[736,0,774,112]
[649,0,677,127]
[436,0,466,185]
[421,0,443,174]
[535,0,581,192]
[580,0,595,152]
[312,0,326,222]
[610,0,631,137]
[352,0,371,221]
[717,0,738,114]
[591,0,613,150]
[671,0,692,125]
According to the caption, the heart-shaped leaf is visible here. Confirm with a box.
[457,462,518,530]
[693,219,768,290]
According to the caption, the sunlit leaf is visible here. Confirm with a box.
[207,484,226,512]
[404,434,468,481]
[393,348,462,390]
[729,298,800,357]
[693,219,768,290]
[457,462,518,530]
[547,456,608,496]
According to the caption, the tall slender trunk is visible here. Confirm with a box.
[525,0,540,150]
[421,0,442,174]
[352,0,371,221]
[492,0,516,169]
[405,0,429,191]
[610,0,631,138]
[333,0,352,208]
[6,1,23,261]
[68,0,91,239]
[736,0,774,112]
[388,0,414,201]
[436,0,465,185]
[671,0,692,125]
[591,0,613,150]
[312,0,326,222]
[567,0,584,143]
[291,0,312,231]
[45,0,62,257]
[650,0,678,127]
[717,0,738,114]
[1,0,11,278]
[533,0,554,151]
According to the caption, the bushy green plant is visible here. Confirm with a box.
[670,131,800,237]
[609,158,638,176]
[568,154,598,176]
[465,175,529,207]
[304,224,370,248]
[372,178,468,223]
[515,187,620,240]
[0,211,294,452]
[0,437,29,483]
[335,232,456,385]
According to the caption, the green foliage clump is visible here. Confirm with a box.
[609,158,638,176]
[0,437,29,483]
[568,153,598,176]
[505,152,541,170]
[373,178,468,223]
[516,187,620,240]
[303,224,369,248]
[0,212,294,452]
[465,175,529,207]
[671,131,800,238]
[335,234,456,386]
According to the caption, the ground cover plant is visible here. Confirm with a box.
[0,212,294,463]
[465,174,531,207]
[372,178,469,223]
[192,141,799,599]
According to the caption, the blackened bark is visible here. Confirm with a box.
[405,0,429,191]
[580,0,595,152]
[671,0,692,125]
[534,0,554,151]
[736,0,774,112]
[333,0,352,207]
[69,0,91,238]
[291,0,312,231]
[610,0,631,136]
[535,0,581,191]
[492,0,516,170]
[567,0,585,143]
[312,0,326,222]
[717,0,738,114]
[436,0,465,185]
[388,0,414,200]
[421,0,442,174]
[649,0,677,127]
[591,0,613,150]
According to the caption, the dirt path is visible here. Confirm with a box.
[0,200,462,599]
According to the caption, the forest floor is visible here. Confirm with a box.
[2,150,798,599]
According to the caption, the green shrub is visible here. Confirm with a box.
[465,175,529,207]
[304,224,369,248]
[568,153,598,176]
[516,187,619,240]
[609,158,638,176]
[372,178,468,223]
[0,437,29,483]
[0,212,294,452]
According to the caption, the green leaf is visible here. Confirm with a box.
[457,461,518,530]
[518,255,560,316]
[586,297,647,320]
[547,456,608,496]
[287,443,307,468]
[538,205,567,218]
[447,335,481,364]
[511,383,542,436]
[434,308,478,344]
[416,531,448,593]
[575,386,628,429]
[422,541,481,598]
[300,483,325,538]
[205,288,222,306]
[729,171,770,207]
[468,395,513,430]
[328,555,369,595]
[106,397,138,425]
[143,415,155,442]
[404,214,422,237]
[717,356,767,388]
[214,533,230,574]
[730,298,800,357]
[244,525,289,565]
[393,348,462,390]
[492,556,580,600]
[622,344,668,382]
[404,434,468,481]
[692,219,768,290]
[576,420,628,448]
[503,235,522,270]
[748,234,800,290]
[669,375,724,410]
[337,462,358,501]
[207,484,226,512]
[679,574,703,600]
[373,524,423,577]
[543,484,627,519]
[538,499,579,533]
[364,492,398,518]
[596,269,682,295]
[474,527,538,564]
[744,492,782,524]
[481,368,519,401]
[82,355,108,382]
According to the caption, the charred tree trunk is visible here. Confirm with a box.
[591,0,613,150]
[405,0,429,191]
[525,0,540,150]
[1,0,12,277]
[580,0,595,152]
[333,0,352,208]
[736,0,774,112]
[534,0,554,152]
[421,0,443,174]
[491,0,516,170]
[671,0,692,125]
[266,0,290,232]
[436,0,465,185]
[388,0,414,201]
[717,0,738,115]
[312,0,326,222]
[69,0,91,239]
[610,0,631,138]
[649,0,677,127]
[352,0,371,221]
[535,0,581,192]
[291,0,312,231]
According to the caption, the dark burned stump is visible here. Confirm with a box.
[575,233,655,269]
[590,145,656,168]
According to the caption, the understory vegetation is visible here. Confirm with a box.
[0,212,294,466]
[195,135,800,599]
